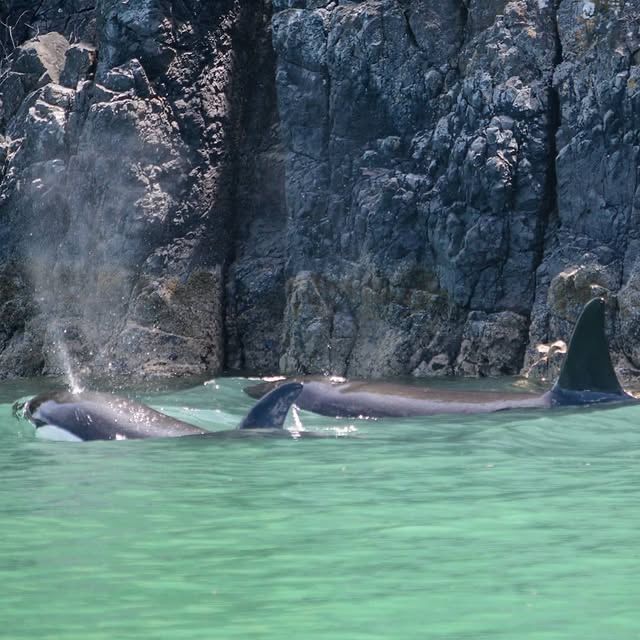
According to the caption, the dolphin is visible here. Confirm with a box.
[24,382,307,441]
[244,299,635,418]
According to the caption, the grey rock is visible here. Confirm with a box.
[60,42,97,89]
[0,32,70,124]
[100,59,152,97]
[279,272,357,376]
[522,339,566,384]
[11,32,69,85]
[525,0,640,380]
[271,0,557,377]
[2,0,640,383]
[412,353,453,378]
[455,311,529,377]
[0,73,27,123]
[272,9,327,72]
[97,0,176,78]
[0,1,283,381]
[616,267,640,371]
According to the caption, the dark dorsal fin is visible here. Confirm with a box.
[554,298,624,395]
[238,382,303,430]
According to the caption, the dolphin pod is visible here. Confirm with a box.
[244,298,636,418]
[24,383,305,442]
[22,298,636,439]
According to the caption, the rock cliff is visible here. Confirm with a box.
[0,0,638,382]
[0,0,281,378]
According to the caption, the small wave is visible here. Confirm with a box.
[11,400,27,422]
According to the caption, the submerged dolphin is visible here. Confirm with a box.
[245,299,635,418]
[24,383,306,441]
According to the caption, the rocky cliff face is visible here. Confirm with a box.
[0,0,639,382]
[271,0,556,378]
[0,0,281,378]
[270,0,640,382]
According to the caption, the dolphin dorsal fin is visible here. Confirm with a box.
[238,382,303,430]
[553,298,624,395]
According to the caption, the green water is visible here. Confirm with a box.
[1,377,639,639]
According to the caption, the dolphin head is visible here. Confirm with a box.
[24,392,54,427]
[25,390,92,428]
[23,391,90,441]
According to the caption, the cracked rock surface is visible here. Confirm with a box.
[271,0,556,378]
[0,0,639,382]
[0,1,279,378]
[270,0,640,382]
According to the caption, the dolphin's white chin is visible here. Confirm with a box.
[36,425,84,442]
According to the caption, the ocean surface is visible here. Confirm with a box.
[1,376,639,639]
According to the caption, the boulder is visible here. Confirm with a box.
[60,42,97,88]
[11,33,69,87]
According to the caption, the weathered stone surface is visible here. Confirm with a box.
[0,1,282,380]
[0,0,640,382]
[617,267,640,373]
[97,0,176,78]
[0,32,70,125]
[268,0,640,381]
[455,311,529,377]
[270,0,557,377]
[60,42,97,89]
[523,339,567,383]
[524,0,640,381]
[11,32,69,84]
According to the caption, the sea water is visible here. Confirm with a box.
[1,376,639,639]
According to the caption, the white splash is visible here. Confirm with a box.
[582,1,596,18]
[57,339,83,394]
[332,425,359,437]
[291,405,305,432]
[49,323,83,393]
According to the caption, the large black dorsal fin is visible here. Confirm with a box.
[238,382,303,430]
[554,298,624,395]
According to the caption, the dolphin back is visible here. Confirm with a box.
[238,383,303,429]
[25,390,208,440]
[552,298,628,404]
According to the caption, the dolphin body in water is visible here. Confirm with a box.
[24,383,306,441]
[245,299,636,418]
